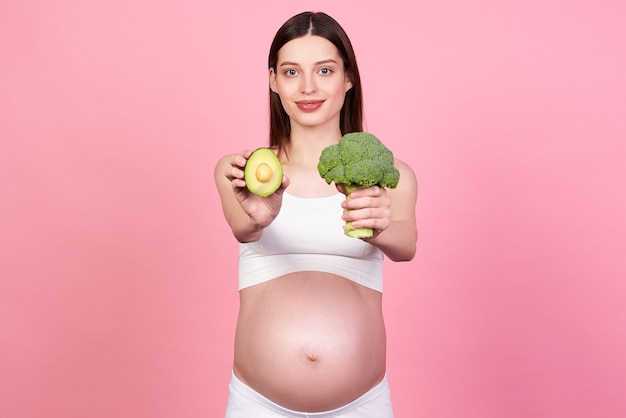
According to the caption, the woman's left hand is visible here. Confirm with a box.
[340,186,391,238]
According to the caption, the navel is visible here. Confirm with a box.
[305,352,320,364]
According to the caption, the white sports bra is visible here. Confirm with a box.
[238,192,384,292]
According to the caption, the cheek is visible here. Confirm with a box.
[323,80,348,97]
[333,83,350,102]
[276,80,299,97]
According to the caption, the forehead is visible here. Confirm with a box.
[277,35,342,65]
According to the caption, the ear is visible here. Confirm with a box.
[269,68,278,93]
[345,76,353,92]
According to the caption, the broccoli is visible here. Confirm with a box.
[317,132,400,238]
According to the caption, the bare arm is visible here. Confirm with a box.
[341,159,417,261]
[214,150,290,243]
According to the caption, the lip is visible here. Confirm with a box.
[296,100,324,111]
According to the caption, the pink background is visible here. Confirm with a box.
[2,1,625,417]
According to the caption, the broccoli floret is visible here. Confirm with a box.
[317,132,400,238]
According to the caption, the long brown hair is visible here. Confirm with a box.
[268,12,364,156]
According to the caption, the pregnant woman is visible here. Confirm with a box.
[215,11,417,417]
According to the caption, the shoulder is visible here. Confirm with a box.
[215,152,238,169]
[214,150,249,178]
[394,158,417,187]
[214,154,232,182]
[388,158,417,206]
[213,152,245,195]
[394,158,413,172]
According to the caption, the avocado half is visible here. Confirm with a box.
[244,148,283,197]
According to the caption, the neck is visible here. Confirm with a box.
[284,124,341,162]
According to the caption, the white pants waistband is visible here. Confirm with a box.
[225,371,394,418]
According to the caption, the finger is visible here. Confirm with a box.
[351,218,387,232]
[342,207,375,222]
[226,163,244,181]
[233,154,249,170]
[349,185,383,198]
[342,195,386,211]
[351,216,390,232]
[231,178,247,189]
[344,205,391,223]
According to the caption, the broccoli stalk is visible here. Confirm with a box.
[317,132,400,238]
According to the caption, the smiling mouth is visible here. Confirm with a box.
[296,100,324,111]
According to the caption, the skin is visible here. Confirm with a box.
[214,35,417,411]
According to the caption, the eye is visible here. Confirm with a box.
[284,68,298,77]
[319,67,333,75]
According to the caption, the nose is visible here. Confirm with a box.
[301,74,317,94]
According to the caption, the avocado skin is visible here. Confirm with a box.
[244,148,283,197]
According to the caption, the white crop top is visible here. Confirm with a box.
[238,192,384,292]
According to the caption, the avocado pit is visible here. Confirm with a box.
[256,163,273,183]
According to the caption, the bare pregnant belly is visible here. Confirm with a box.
[233,271,387,412]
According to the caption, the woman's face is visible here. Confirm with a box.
[270,35,353,133]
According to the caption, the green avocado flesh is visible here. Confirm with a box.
[244,148,283,197]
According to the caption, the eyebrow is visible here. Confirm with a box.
[278,59,339,67]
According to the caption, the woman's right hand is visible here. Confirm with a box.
[218,150,290,237]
